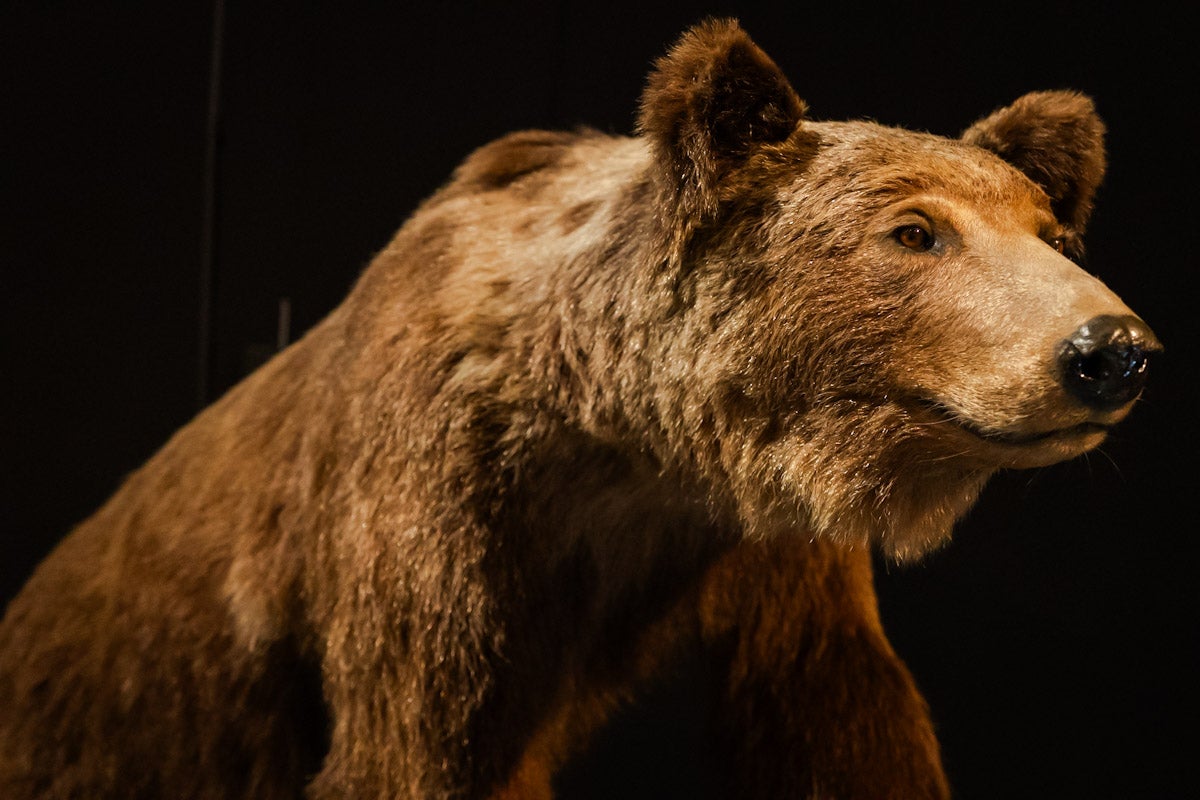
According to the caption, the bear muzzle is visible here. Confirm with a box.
[903,311,1162,469]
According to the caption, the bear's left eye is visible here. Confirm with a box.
[894,224,933,252]
[1049,237,1066,254]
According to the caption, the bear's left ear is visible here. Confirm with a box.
[961,90,1106,231]
[638,19,805,221]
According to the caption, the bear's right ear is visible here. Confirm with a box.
[638,19,806,222]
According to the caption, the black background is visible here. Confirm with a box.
[2,3,1195,798]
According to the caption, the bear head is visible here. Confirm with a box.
[633,20,1160,560]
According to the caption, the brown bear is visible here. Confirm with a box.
[0,18,1161,800]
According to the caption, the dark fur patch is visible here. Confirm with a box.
[558,200,601,234]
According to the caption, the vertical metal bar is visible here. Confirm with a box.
[197,0,226,410]
[276,297,292,351]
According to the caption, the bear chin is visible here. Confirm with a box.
[722,386,1118,562]
[718,408,997,562]
[732,460,992,564]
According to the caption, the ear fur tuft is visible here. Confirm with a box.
[961,90,1106,231]
[638,19,805,220]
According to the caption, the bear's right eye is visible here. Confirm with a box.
[894,224,934,252]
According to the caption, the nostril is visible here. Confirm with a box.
[1058,314,1161,411]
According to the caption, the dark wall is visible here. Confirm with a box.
[2,3,1194,798]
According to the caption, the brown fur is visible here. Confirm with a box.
[0,19,1154,799]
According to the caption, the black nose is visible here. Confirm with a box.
[1058,315,1162,410]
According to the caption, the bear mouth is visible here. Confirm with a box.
[917,400,1112,446]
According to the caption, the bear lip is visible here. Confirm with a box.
[917,399,1112,446]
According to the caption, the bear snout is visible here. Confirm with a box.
[1057,314,1162,411]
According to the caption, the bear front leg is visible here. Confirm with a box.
[300,547,517,799]
[698,538,950,800]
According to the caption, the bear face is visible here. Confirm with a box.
[619,20,1160,560]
